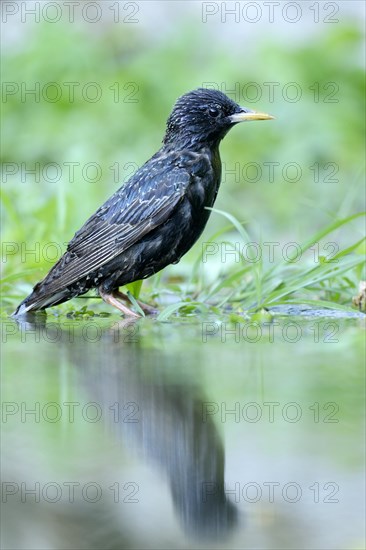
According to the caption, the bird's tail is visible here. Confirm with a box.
[12,286,71,317]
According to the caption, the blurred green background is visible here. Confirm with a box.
[1,4,365,549]
[1,1,365,311]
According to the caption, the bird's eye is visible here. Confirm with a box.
[208,106,220,118]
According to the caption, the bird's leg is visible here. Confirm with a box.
[115,290,158,315]
[99,288,141,318]
[137,300,159,315]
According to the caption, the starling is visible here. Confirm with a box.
[13,88,273,317]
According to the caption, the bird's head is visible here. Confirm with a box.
[163,88,274,149]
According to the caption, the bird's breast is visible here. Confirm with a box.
[186,148,221,212]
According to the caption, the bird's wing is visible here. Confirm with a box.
[40,154,194,291]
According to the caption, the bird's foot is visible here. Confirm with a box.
[99,288,141,318]
[115,290,158,315]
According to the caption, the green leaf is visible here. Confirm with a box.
[126,291,145,317]
[125,280,143,299]
[157,301,210,321]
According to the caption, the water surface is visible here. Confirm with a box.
[1,313,365,549]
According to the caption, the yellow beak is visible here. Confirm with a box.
[230,110,275,122]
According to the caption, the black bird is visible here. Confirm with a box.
[14,88,273,317]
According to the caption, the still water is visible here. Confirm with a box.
[1,313,365,549]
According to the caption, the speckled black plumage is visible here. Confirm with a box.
[14,88,272,316]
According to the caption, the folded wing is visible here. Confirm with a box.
[34,155,192,294]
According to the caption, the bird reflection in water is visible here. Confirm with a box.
[70,320,238,539]
[16,317,238,540]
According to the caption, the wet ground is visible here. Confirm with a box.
[1,309,365,549]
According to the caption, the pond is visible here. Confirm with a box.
[1,312,365,549]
